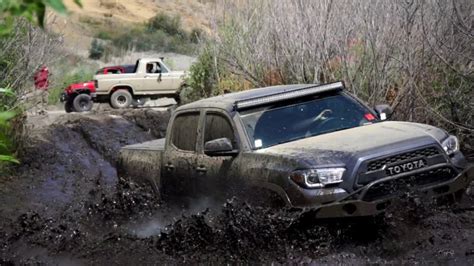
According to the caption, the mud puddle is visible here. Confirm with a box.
[1,110,474,264]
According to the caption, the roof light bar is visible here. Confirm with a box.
[234,82,344,110]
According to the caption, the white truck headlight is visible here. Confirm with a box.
[290,168,345,188]
[441,135,459,155]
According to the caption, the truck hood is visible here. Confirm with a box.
[66,81,95,93]
[256,121,448,167]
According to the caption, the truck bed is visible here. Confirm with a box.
[118,138,165,193]
[121,138,165,151]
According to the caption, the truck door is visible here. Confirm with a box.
[161,111,201,197]
[141,62,174,94]
[195,111,240,200]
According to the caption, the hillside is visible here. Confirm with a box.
[47,0,213,59]
[63,0,212,30]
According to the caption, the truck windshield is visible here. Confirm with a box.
[239,93,378,149]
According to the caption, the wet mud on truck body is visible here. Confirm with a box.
[118,82,474,218]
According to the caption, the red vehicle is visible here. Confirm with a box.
[61,65,135,112]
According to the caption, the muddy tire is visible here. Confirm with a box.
[65,100,74,113]
[72,94,93,112]
[110,90,133,109]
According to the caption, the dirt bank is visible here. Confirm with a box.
[1,110,473,264]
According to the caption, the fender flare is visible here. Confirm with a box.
[108,85,135,96]
[67,88,92,102]
[251,182,292,207]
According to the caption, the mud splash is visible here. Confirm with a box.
[155,200,333,263]
[1,110,473,264]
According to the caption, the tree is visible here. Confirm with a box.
[192,0,473,155]
[0,0,82,165]
[0,0,82,36]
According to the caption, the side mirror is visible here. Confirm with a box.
[374,104,393,120]
[204,138,238,157]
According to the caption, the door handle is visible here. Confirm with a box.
[196,166,207,173]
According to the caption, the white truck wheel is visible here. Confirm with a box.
[110,90,133,109]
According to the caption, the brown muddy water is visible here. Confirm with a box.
[0,110,473,264]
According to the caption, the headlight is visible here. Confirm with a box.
[290,168,345,188]
[441,135,459,155]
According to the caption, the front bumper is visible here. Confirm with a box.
[303,164,474,218]
[60,92,97,103]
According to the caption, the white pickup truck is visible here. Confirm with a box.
[93,58,186,108]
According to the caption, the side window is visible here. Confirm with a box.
[146,62,161,74]
[204,113,236,148]
[171,112,200,151]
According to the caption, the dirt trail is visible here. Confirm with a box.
[1,110,474,264]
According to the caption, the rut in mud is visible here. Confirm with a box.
[0,110,473,264]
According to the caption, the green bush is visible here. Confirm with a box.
[89,38,104,60]
[95,31,111,40]
[183,48,217,103]
[97,12,200,55]
[0,88,19,165]
[0,109,18,164]
[0,0,82,168]
[147,12,185,37]
[0,0,81,36]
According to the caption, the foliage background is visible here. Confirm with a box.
[0,0,81,167]
[186,0,473,156]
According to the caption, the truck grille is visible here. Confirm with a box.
[366,147,439,172]
[362,166,456,201]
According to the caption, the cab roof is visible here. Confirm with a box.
[176,82,344,112]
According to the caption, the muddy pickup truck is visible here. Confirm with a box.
[118,82,473,218]
[94,58,185,108]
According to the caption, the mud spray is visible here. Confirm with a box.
[1,110,473,264]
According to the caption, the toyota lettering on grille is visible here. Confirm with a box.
[385,159,426,176]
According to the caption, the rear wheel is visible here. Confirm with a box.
[72,94,93,112]
[110,90,133,109]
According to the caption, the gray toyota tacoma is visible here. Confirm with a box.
[118,82,473,218]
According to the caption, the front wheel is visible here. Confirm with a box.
[110,90,133,109]
[72,94,93,112]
